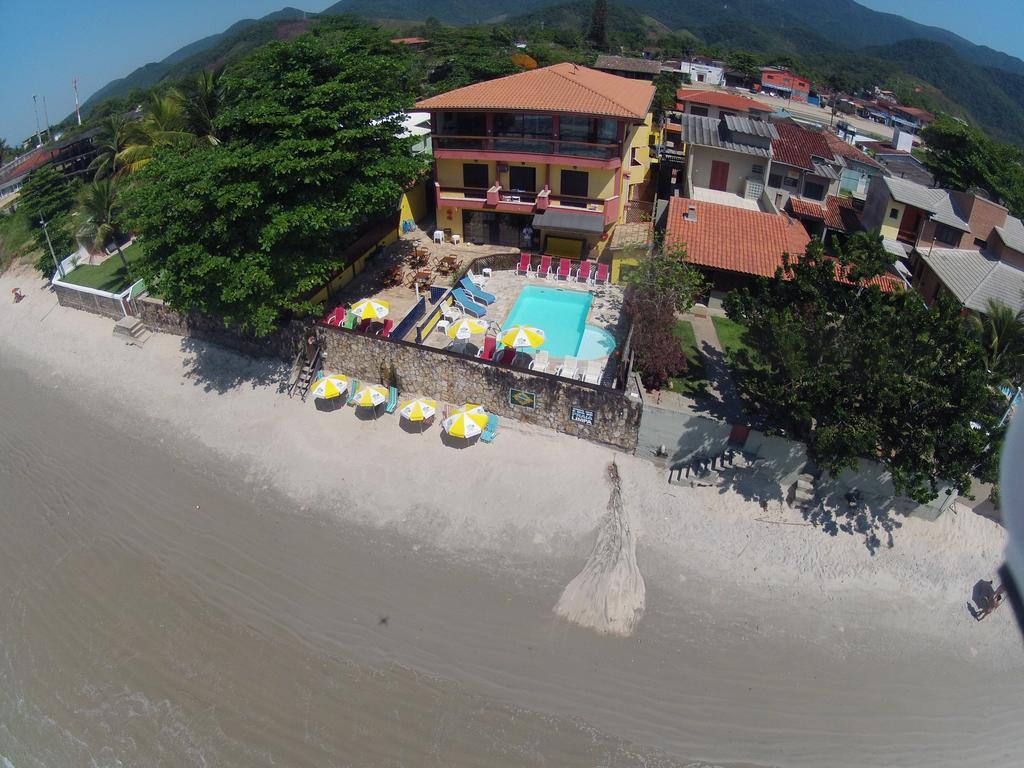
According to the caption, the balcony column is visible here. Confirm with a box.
[485,112,494,152]
[552,114,560,156]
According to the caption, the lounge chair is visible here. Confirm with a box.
[441,303,463,322]
[476,335,497,361]
[582,359,602,385]
[342,312,358,329]
[536,254,552,279]
[576,260,593,284]
[346,379,360,405]
[452,288,487,318]
[529,349,550,373]
[459,276,496,305]
[515,252,532,276]
[496,347,517,366]
[378,319,394,338]
[557,356,579,379]
[594,263,610,285]
[481,413,499,443]
[555,258,572,281]
[385,386,399,413]
[356,318,373,333]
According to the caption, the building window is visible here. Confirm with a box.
[463,163,489,190]
[782,176,798,189]
[889,208,900,220]
[560,117,618,144]
[441,112,486,136]
[751,164,765,176]
[493,113,553,138]
[768,173,783,188]
[934,222,959,246]
[560,170,590,201]
[689,105,709,117]
[803,180,826,201]
[508,165,536,193]
[719,110,734,119]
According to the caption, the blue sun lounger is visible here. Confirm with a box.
[385,386,399,413]
[481,413,499,443]
[346,379,360,405]
[459,276,496,305]
[451,288,487,318]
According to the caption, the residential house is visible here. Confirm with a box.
[765,121,842,209]
[891,105,933,134]
[822,131,883,198]
[861,175,972,252]
[593,55,662,81]
[760,68,811,102]
[674,88,772,121]
[389,37,430,49]
[786,195,865,244]
[663,56,725,86]
[415,63,656,258]
[668,113,776,205]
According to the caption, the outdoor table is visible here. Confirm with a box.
[411,270,432,289]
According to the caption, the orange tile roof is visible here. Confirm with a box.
[390,37,429,45]
[788,198,826,220]
[665,197,811,278]
[771,121,835,170]
[823,195,863,234]
[415,63,654,120]
[822,131,881,169]
[675,88,772,114]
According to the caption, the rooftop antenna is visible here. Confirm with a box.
[42,96,52,140]
[32,95,42,147]
[73,78,82,125]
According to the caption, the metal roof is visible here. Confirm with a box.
[676,114,771,158]
[920,247,1024,314]
[811,160,841,180]
[722,114,778,138]
[995,215,1024,254]
[883,176,970,230]
[532,209,606,235]
[594,55,663,74]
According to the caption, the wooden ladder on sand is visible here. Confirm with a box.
[288,342,321,401]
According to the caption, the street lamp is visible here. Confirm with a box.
[32,95,42,148]
[39,216,64,279]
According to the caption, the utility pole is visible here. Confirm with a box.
[42,96,52,140]
[73,78,82,125]
[32,95,42,147]
[40,217,64,279]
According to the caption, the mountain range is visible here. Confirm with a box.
[79,0,1024,144]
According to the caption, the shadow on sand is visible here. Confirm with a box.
[180,337,289,395]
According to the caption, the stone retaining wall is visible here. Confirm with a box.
[137,296,309,361]
[53,283,125,319]
[320,325,641,451]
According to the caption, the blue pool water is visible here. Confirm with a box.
[502,285,617,359]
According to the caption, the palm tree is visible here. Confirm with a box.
[118,90,193,174]
[180,69,226,145]
[88,115,129,179]
[969,299,1024,384]
[76,178,129,274]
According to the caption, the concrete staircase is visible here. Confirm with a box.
[113,315,151,348]
[791,473,817,508]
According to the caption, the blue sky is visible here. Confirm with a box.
[0,0,333,145]
[2,0,1023,145]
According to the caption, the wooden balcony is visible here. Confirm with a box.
[433,134,622,162]
[435,182,618,225]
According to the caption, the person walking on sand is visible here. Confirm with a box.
[11,287,25,303]
[972,580,1006,621]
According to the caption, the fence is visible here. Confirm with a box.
[52,271,146,321]
[392,297,426,341]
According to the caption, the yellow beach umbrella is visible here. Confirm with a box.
[350,298,390,320]
[309,373,349,400]
[446,317,488,340]
[399,397,437,422]
[500,324,546,349]
[351,384,388,408]
[442,404,488,439]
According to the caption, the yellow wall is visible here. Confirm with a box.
[400,179,429,225]
[610,251,639,284]
[879,199,906,240]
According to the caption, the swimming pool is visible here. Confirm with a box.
[502,285,617,360]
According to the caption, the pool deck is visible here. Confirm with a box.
[421,268,627,386]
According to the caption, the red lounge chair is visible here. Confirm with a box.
[357,318,373,333]
[476,336,497,360]
[594,262,610,285]
[576,260,593,283]
[556,258,572,281]
[537,254,552,279]
[378,319,394,338]
[496,347,517,365]
[515,252,532,276]
[323,306,345,326]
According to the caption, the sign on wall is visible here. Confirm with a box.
[509,388,538,409]
[570,406,595,425]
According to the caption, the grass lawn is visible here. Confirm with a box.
[668,320,710,395]
[60,244,142,293]
[712,315,752,360]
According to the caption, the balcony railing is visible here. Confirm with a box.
[434,134,621,160]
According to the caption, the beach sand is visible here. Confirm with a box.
[2,264,1022,767]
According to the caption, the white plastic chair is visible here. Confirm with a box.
[557,356,579,379]
[529,350,550,373]
[433,230,445,244]
[582,359,603,385]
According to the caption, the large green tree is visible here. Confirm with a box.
[123,24,428,335]
[588,0,608,50]
[724,237,1001,502]
[18,164,78,274]
[968,300,1024,386]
